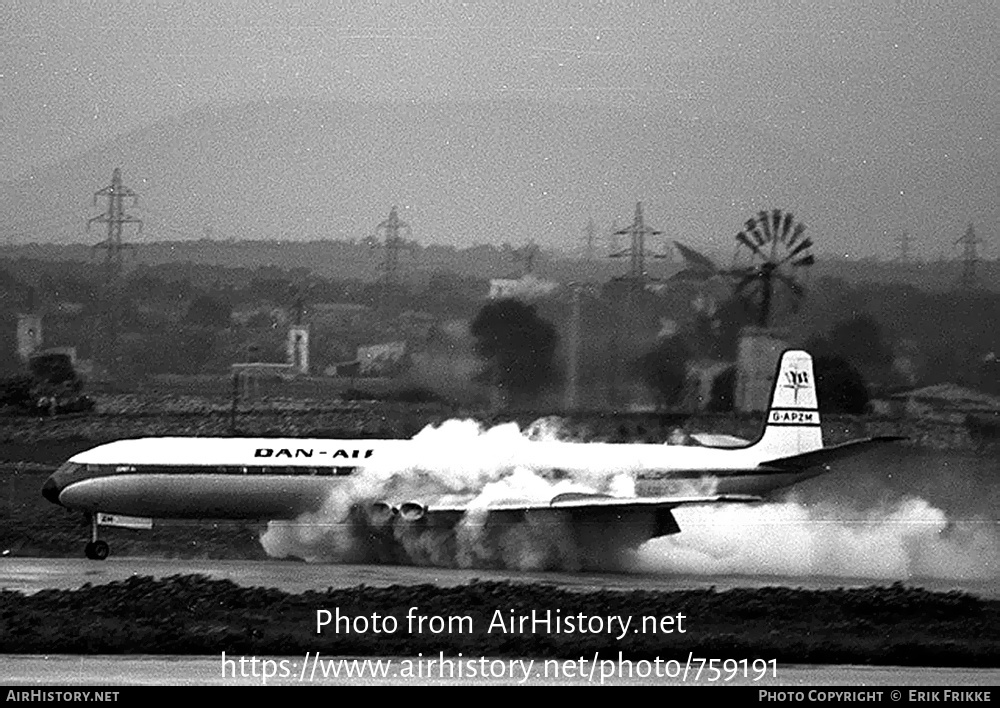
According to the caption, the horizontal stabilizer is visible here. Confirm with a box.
[688,433,751,448]
[760,436,907,470]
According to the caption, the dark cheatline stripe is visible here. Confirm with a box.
[77,463,357,477]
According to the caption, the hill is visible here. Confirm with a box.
[2,97,995,271]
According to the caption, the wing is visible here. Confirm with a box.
[423,492,762,514]
[393,492,762,540]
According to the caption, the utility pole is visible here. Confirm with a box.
[607,202,667,410]
[371,206,415,308]
[88,167,141,287]
[955,223,981,290]
[895,231,913,263]
[373,206,414,285]
[87,168,141,369]
[609,202,667,283]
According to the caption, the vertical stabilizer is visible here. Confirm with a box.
[752,350,823,457]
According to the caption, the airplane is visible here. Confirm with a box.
[42,350,903,561]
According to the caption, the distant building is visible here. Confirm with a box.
[357,341,407,376]
[488,274,559,301]
[16,314,43,361]
[323,340,408,378]
[879,384,1000,421]
[287,326,309,374]
[231,324,310,387]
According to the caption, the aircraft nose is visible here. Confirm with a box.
[41,475,62,505]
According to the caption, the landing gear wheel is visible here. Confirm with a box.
[84,540,110,561]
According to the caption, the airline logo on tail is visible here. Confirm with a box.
[783,369,810,403]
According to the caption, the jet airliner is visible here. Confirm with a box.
[42,350,901,560]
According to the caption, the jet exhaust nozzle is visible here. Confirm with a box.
[399,502,426,521]
[367,502,397,525]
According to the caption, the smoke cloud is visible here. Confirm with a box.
[260,418,999,580]
[260,419,637,570]
[640,496,998,580]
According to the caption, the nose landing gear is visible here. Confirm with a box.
[83,513,110,561]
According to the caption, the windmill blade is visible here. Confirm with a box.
[787,223,806,248]
[751,228,766,247]
[771,209,783,235]
[735,232,766,260]
[792,254,815,267]
[719,265,758,279]
[783,237,813,262]
[781,213,794,242]
[757,211,773,244]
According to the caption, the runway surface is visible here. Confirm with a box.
[4,655,1000,686]
[3,557,998,687]
[2,556,997,598]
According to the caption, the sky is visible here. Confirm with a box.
[1,0,997,258]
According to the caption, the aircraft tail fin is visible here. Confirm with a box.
[751,350,823,457]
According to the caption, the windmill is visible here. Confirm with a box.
[725,209,814,328]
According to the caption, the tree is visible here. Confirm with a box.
[712,296,757,359]
[470,300,558,406]
[813,354,870,414]
[29,353,81,392]
[632,337,691,410]
[827,314,893,371]
[184,294,232,329]
[707,365,736,412]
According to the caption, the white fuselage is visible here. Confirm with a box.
[45,436,817,520]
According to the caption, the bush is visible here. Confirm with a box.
[631,337,691,409]
[0,375,34,408]
[708,366,736,412]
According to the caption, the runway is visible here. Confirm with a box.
[4,558,998,687]
[2,556,997,598]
